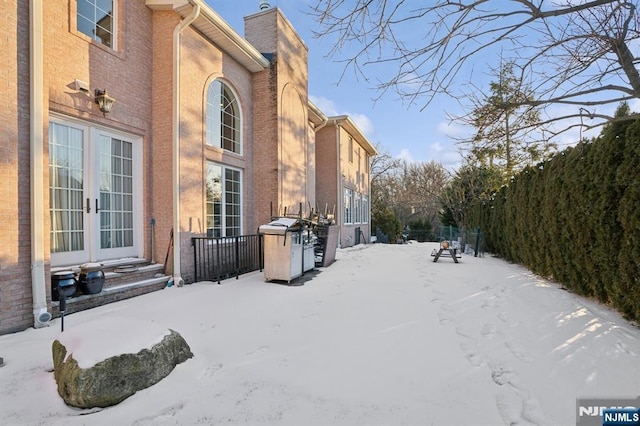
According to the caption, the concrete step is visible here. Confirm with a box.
[51,276,171,317]
[51,258,171,317]
[103,263,166,288]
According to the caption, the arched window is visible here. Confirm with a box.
[206,80,241,154]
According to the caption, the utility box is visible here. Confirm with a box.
[259,217,313,283]
[315,224,338,267]
[303,241,315,272]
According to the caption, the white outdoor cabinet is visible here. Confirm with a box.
[303,244,315,272]
[259,218,305,283]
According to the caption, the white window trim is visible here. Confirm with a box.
[344,188,354,225]
[205,162,243,237]
[362,195,369,224]
[206,80,242,155]
[48,113,143,264]
[76,0,118,50]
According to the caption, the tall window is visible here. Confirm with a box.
[344,188,353,224]
[354,193,361,223]
[77,0,114,48]
[99,137,134,249]
[206,163,241,237]
[362,195,369,224]
[206,80,241,154]
[49,123,85,253]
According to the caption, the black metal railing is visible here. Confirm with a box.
[192,234,263,284]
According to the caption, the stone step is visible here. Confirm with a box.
[52,257,154,275]
[51,276,171,317]
[51,258,171,317]
[103,263,165,288]
[51,259,166,288]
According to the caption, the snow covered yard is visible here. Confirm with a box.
[1,242,639,425]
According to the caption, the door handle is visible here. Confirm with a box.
[95,198,101,213]
[86,198,91,213]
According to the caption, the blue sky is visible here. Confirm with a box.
[206,0,465,170]
[206,1,637,171]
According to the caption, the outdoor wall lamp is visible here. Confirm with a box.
[94,89,115,116]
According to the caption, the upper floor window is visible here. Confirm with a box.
[77,0,114,48]
[206,80,241,154]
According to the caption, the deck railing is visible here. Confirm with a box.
[191,234,263,284]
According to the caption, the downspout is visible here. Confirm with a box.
[367,153,372,244]
[172,3,200,286]
[334,120,341,248]
[314,116,328,132]
[30,0,50,327]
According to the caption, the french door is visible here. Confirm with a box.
[49,117,142,266]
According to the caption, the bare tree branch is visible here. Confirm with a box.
[309,0,640,140]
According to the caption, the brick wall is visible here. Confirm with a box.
[315,126,338,216]
[44,0,155,264]
[1,0,157,334]
[250,63,279,228]
[275,11,311,218]
[315,123,373,247]
[0,1,37,334]
[170,25,255,283]
[339,127,373,247]
[306,121,317,213]
[247,11,282,226]
[45,0,154,131]
[148,8,273,284]
[1,2,324,332]
[150,11,177,272]
[245,9,313,222]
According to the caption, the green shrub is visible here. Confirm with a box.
[474,105,640,321]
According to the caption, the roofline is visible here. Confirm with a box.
[308,100,328,127]
[146,0,270,72]
[327,115,378,156]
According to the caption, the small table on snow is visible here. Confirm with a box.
[432,247,459,263]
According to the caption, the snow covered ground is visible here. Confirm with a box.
[1,242,639,426]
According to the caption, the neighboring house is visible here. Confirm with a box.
[316,117,377,248]
[0,0,375,335]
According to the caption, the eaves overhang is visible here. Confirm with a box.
[146,0,270,73]
[308,100,328,127]
[329,115,378,156]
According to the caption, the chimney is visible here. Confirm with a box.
[259,1,270,10]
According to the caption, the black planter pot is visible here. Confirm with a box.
[78,263,105,295]
[52,271,77,301]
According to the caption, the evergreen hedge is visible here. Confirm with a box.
[470,118,640,321]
